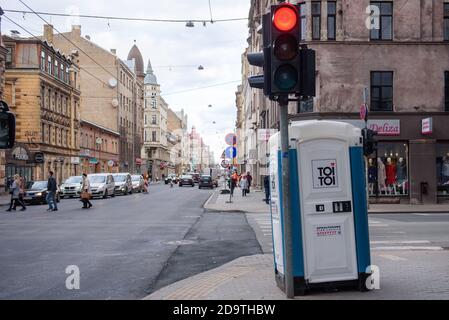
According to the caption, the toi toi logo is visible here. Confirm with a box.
[365,265,381,290]
[65,265,80,290]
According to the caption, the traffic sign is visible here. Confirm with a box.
[360,104,368,122]
[34,152,44,164]
[225,146,237,159]
[221,160,230,168]
[225,133,236,146]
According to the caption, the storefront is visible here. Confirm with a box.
[5,144,34,190]
[291,112,449,204]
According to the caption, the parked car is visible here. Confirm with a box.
[164,174,179,184]
[88,173,115,198]
[112,173,133,195]
[188,172,200,183]
[60,176,82,198]
[198,175,214,189]
[131,175,144,193]
[179,175,194,187]
[23,181,61,205]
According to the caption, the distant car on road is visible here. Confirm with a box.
[165,174,179,185]
[88,173,115,198]
[60,176,82,198]
[24,180,61,205]
[188,172,200,184]
[179,175,194,187]
[131,175,144,193]
[113,173,133,195]
[198,175,214,189]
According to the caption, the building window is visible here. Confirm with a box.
[48,56,52,75]
[327,1,336,40]
[5,47,13,67]
[152,98,157,109]
[300,2,307,41]
[312,2,321,40]
[41,51,46,71]
[298,97,314,113]
[54,60,59,79]
[445,3,449,41]
[152,131,157,142]
[367,142,409,197]
[371,71,393,111]
[66,66,70,84]
[437,143,449,197]
[144,130,147,142]
[445,71,449,111]
[370,2,393,40]
[152,115,157,125]
[60,63,65,82]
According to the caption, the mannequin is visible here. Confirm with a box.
[377,157,386,194]
[385,157,397,194]
[396,157,407,194]
[442,154,449,184]
[368,158,377,195]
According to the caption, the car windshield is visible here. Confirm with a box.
[65,176,82,184]
[113,175,127,182]
[89,176,106,183]
[181,175,192,179]
[30,181,47,189]
[131,176,141,181]
[202,176,211,181]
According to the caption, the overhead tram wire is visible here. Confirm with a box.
[17,0,119,81]
[3,15,112,88]
[3,9,247,24]
[162,80,241,96]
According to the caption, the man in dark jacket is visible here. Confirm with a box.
[246,172,253,194]
[46,171,58,212]
[263,175,270,205]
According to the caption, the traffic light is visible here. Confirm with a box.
[270,3,301,95]
[362,128,377,156]
[247,13,272,96]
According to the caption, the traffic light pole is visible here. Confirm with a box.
[279,95,294,298]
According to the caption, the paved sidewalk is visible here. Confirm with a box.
[204,187,449,214]
[144,250,449,300]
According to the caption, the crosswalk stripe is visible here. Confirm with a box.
[370,240,430,244]
[372,246,443,251]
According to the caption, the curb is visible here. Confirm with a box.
[202,189,219,209]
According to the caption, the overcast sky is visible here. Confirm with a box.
[2,0,250,162]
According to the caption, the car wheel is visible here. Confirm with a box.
[103,190,108,199]
[111,192,115,197]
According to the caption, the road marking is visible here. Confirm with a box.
[372,246,443,251]
[369,224,389,227]
[378,254,408,261]
[371,240,431,245]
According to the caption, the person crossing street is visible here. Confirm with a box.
[46,171,58,212]
[80,173,93,209]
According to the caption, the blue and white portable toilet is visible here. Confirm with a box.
[269,120,371,295]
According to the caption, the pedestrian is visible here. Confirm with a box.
[230,173,237,197]
[264,175,271,205]
[143,175,149,193]
[240,174,249,197]
[246,172,253,194]
[80,173,92,209]
[13,176,27,211]
[6,174,26,212]
[46,171,58,212]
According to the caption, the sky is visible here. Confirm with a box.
[2,0,251,162]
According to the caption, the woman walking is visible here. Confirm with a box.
[7,174,26,212]
[80,173,92,209]
[240,174,249,197]
[143,175,149,193]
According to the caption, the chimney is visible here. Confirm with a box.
[85,35,91,41]
[110,49,117,55]
[72,25,81,37]
[44,24,54,44]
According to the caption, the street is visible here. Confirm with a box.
[0,184,261,299]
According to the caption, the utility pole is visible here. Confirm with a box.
[279,95,294,298]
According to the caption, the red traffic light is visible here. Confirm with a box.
[273,4,298,32]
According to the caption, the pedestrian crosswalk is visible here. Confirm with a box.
[246,215,444,254]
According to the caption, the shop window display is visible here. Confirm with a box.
[436,143,449,197]
[367,143,408,196]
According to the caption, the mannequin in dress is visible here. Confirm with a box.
[377,157,386,194]
[442,154,449,184]
[385,157,397,194]
[396,157,407,194]
[368,158,377,195]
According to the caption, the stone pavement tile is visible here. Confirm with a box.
[369,204,449,213]
[204,188,270,214]
[145,250,449,300]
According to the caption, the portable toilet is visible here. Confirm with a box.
[269,120,371,295]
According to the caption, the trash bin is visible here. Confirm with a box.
[269,120,371,295]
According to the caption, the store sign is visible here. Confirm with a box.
[12,147,29,161]
[368,120,400,136]
[89,158,98,164]
[71,157,80,165]
[80,149,91,157]
[422,118,433,135]
[34,152,45,164]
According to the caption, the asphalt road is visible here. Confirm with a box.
[0,184,261,299]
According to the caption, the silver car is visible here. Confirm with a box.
[131,175,144,193]
[88,173,115,199]
[113,173,133,195]
[60,176,82,198]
